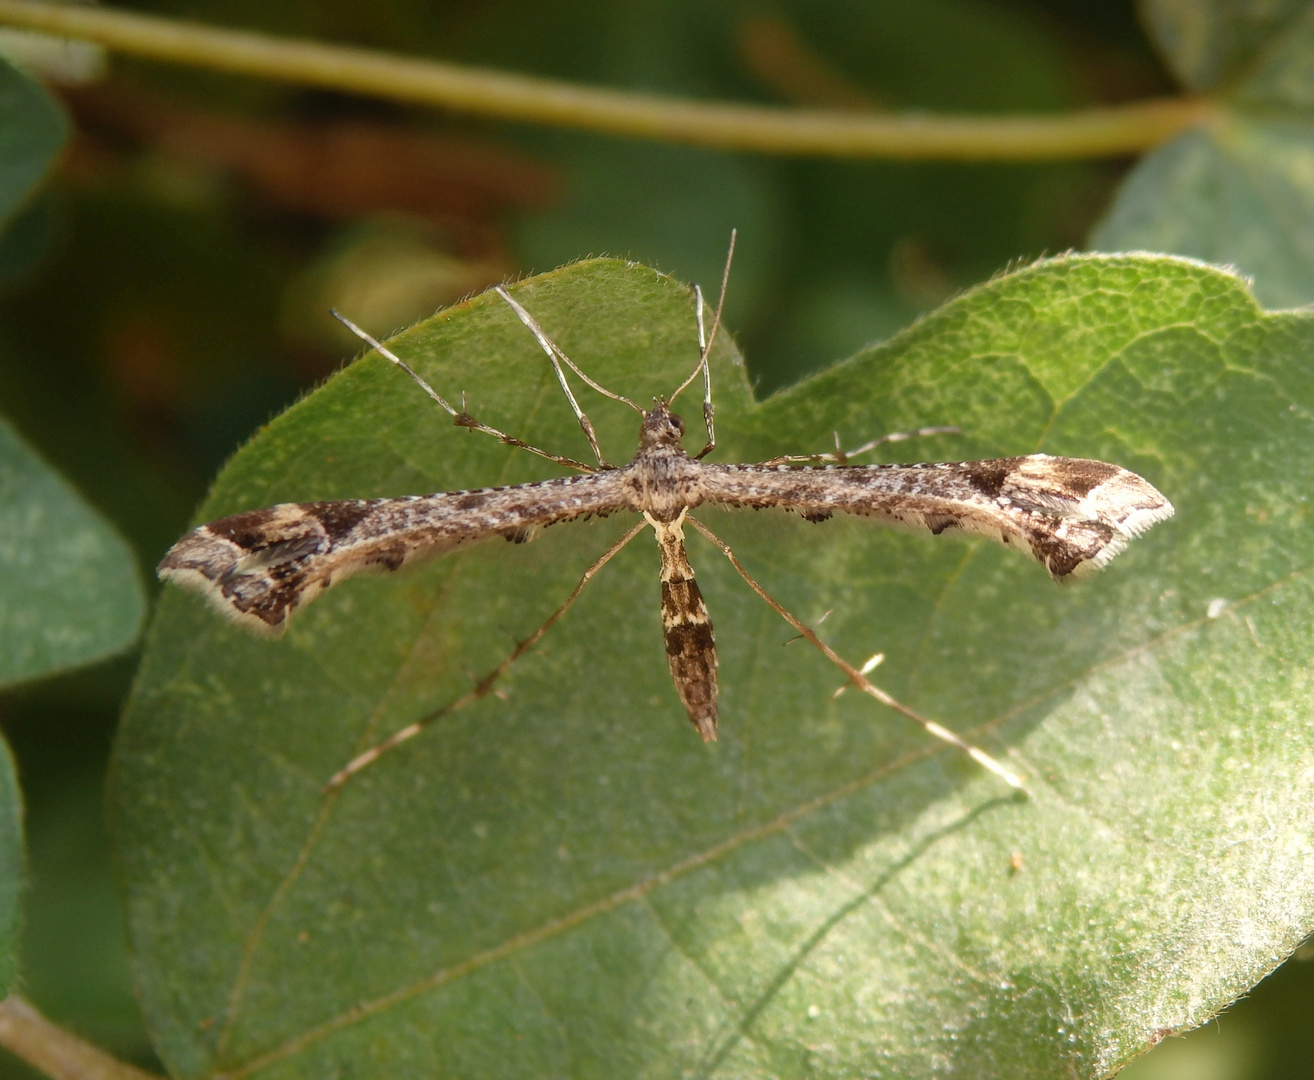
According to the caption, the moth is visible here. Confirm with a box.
[159,248,1173,788]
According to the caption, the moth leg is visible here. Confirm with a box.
[495,286,644,469]
[332,309,598,473]
[756,425,962,468]
[671,230,736,461]
[691,284,717,460]
[685,516,1027,791]
[323,521,648,791]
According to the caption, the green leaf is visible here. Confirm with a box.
[0,54,67,230]
[1092,5,1314,307]
[115,256,1313,1078]
[0,417,145,687]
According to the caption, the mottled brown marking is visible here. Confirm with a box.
[310,501,375,539]
[207,507,280,544]
[1048,457,1120,496]
[650,513,717,740]
[963,462,1013,498]
[1028,522,1114,581]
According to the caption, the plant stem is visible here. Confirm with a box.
[0,995,161,1080]
[0,0,1215,160]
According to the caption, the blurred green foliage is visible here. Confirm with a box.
[1094,0,1314,309]
[1,1,1313,1078]
[0,418,144,690]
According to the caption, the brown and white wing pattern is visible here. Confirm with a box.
[699,454,1173,582]
[158,471,629,635]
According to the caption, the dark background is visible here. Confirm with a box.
[0,1,1307,1076]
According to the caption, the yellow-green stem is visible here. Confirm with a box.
[0,0,1216,160]
[0,995,162,1080]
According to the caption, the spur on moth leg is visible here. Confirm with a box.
[159,237,1174,787]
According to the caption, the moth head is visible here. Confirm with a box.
[639,399,687,449]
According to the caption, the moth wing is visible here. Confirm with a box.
[699,455,1173,582]
[159,471,629,635]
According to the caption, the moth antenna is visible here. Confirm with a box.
[704,228,735,370]
[670,284,709,406]
[671,229,735,459]
[671,230,735,405]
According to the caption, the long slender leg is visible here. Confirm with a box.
[671,229,736,460]
[495,286,642,468]
[695,231,735,459]
[324,521,649,791]
[685,516,1026,790]
[692,286,717,459]
[332,309,597,473]
[837,426,961,461]
[494,286,641,413]
[670,284,708,410]
[756,425,962,468]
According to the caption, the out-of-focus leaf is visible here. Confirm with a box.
[1138,0,1310,91]
[1090,120,1314,309]
[116,255,1314,1078]
[0,418,145,688]
[460,0,1083,388]
[1094,4,1314,307]
[0,194,56,290]
[1230,4,1314,106]
[0,54,66,230]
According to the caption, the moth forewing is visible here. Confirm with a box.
[695,454,1173,584]
[157,473,631,635]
